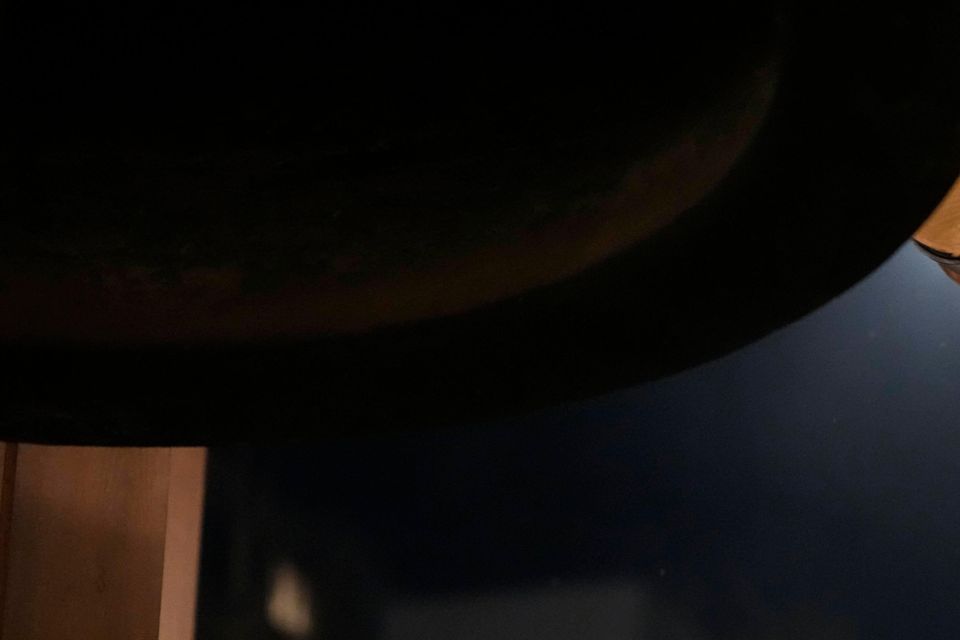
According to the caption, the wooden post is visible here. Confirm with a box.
[0,444,206,640]
[160,448,208,640]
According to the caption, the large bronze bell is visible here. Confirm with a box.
[0,3,957,443]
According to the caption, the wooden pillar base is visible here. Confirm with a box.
[0,444,207,640]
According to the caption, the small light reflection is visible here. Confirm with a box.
[266,561,315,638]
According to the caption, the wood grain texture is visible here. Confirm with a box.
[1,446,171,640]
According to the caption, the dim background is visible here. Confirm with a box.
[196,243,960,639]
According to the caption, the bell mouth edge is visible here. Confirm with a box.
[913,238,960,266]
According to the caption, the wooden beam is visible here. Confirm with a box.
[159,448,207,640]
[0,445,206,640]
